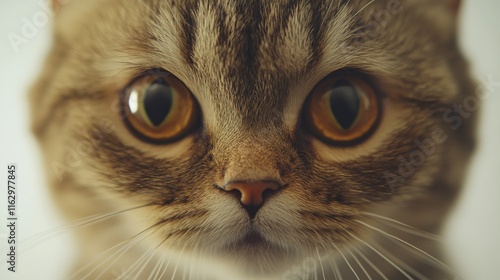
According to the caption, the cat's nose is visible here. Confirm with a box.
[223,181,282,217]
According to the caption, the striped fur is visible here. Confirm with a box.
[30,0,476,279]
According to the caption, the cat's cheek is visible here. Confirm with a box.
[309,99,408,162]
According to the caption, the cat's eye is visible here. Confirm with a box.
[305,74,379,144]
[122,70,199,142]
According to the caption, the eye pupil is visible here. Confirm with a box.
[143,78,173,127]
[306,74,379,145]
[328,79,360,130]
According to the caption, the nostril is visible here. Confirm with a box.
[262,187,278,203]
[219,180,282,218]
[227,188,242,202]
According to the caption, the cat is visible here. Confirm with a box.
[30,0,477,279]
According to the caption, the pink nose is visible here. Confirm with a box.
[223,181,282,215]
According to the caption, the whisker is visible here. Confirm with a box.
[71,238,130,279]
[170,229,193,280]
[329,257,343,280]
[89,229,159,280]
[346,247,372,280]
[316,246,327,280]
[351,246,388,280]
[333,242,360,280]
[188,240,198,280]
[188,256,194,280]
[126,247,157,279]
[181,258,189,280]
[352,0,375,18]
[356,220,455,275]
[75,220,163,280]
[170,252,181,280]
[348,232,413,279]
[132,238,168,280]
[21,203,155,251]
[156,252,173,280]
[147,254,166,280]
[361,212,441,241]
[80,238,140,279]
[191,238,203,280]
[100,222,171,280]
[371,242,429,280]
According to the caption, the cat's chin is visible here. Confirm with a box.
[209,230,308,277]
[225,230,284,255]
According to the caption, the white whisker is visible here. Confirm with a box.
[356,220,455,275]
[346,247,372,280]
[348,232,413,279]
[329,257,342,280]
[147,254,166,280]
[90,225,161,280]
[371,242,429,280]
[194,238,206,280]
[316,246,327,280]
[333,242,360,280]
[170,255,180,280]
[71,226,155,280]
[181,258,189,280]
[361,212,441,241]
[124,247,157,279]
[83,241,136,280]
[351,246,388,280]
[353,0,375,18]
[133,238,167,280]
[156,253,173,280]
[21,203,154,251]
[170,231,192,280]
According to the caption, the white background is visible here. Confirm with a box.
[0,0,499,279]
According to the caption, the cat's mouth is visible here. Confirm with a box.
[215,228,298,275]
[237,230,267,247]
[227,228,279,253]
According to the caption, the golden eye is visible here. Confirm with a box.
[122,70,199,142]
[305,74,380,144]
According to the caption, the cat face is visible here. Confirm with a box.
[31,0,475,277]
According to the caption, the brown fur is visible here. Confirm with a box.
[31,0,476,279]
